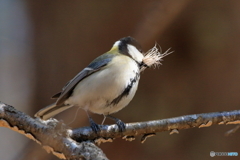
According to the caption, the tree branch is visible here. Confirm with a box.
[0,102,108,160]
[1,101,240,159]
[71,109,240,144]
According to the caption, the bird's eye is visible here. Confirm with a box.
[139,49,143,53]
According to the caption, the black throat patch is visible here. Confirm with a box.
[110,71,140,106]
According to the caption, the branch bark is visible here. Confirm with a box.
[71,109,240,144]
[1,101,240,159]
[0,102,108,160]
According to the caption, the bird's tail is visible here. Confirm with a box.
[34,103,73,120]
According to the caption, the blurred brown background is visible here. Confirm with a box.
[1,0,240,160]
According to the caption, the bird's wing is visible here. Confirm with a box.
[54,53,115,105]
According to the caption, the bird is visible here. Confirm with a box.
[35,36,149,133]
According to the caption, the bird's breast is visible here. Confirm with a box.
[67,55,141,115]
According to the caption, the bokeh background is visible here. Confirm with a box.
[1,0,240,159]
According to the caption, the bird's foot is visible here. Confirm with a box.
[115,119,126,132]
[106,115,126,132]
[89,118,101,133]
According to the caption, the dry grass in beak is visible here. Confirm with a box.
[141,44,173,72]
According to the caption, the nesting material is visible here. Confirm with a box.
[141,44,173,72]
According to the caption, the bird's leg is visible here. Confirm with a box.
[85,110,100,133]
[105,115,126,132]
[101,115,107,125]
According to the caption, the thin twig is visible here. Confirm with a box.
[71,110,240,144]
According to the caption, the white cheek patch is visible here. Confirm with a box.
[127,44,144,63]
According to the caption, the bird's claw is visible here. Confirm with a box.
[105,115,126,132]
[89,118,101,133]
[115,119,126,132]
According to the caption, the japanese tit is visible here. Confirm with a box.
[35,36,148,133]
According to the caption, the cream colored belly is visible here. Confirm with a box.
[65,56,140,115]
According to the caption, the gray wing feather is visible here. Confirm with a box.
[55,55,113,105]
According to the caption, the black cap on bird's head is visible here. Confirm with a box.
[113,36,144,63]
[119,36,142,54]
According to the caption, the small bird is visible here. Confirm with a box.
[35,36,149,133]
